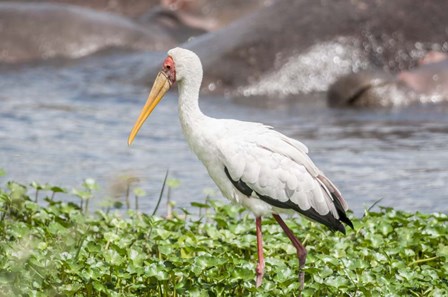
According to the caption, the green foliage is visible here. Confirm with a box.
[0,180,447,296]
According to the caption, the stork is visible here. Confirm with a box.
[128,47,353,289]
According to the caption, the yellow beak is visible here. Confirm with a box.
[128,72,172,146]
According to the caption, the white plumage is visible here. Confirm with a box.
[128,47,353,289]
[197,119,341,218]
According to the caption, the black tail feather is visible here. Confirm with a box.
[332,192,354,230]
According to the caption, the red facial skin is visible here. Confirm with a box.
[163,56,176,85]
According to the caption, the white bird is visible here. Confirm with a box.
[128,47,353,289]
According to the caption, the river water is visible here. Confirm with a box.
[0,52,447,216]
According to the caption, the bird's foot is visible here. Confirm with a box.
[297,253,306,292]
[255,216,264,288]
[255,262,264,287]
[298,269,305,291]
[298,253,306,291]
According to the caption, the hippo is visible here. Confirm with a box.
[328,52,448,107]
[170,0,448,98]
[327,71,415,108]
[0,1,268,64]
[0,2,175,63]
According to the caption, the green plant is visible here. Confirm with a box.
[0,179,446,296]
[72,178,98,213]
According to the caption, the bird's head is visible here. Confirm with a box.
[128,47,202,146]
[167,47,202,83]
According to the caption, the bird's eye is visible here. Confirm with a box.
[166,65,171,69]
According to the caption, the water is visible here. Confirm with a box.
[0,52,447,215]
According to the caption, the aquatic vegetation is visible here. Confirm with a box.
[0,179,446,296]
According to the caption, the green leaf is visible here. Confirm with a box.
[50,186,67,193]
[30,181,44,190]
[436,244,448,258]
[72,188,91,200]
[104,249,124,266]
[104,232,120,243]
[145,263,169,280]
[7,181,27,200]
[191,202,210,209]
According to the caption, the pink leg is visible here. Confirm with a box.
[273,214,307,290]
[255,216,265,287]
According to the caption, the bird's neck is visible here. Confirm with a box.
[177,76,208,139]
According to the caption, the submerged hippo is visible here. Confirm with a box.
[0,2,175,63]
[327,71,413,108]
[328,54,448,107]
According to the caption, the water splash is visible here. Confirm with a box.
[238,37,369,97]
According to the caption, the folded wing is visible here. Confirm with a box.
[217,122,352,233]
